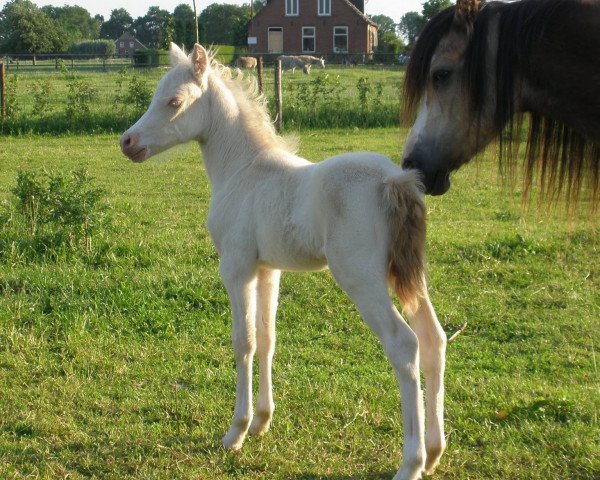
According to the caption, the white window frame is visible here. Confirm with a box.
[333,26,349,53]
[285,0,299,16]
[302,26,316,53]
[318,0,331,16]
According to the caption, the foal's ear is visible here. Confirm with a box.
[454,0,480,25]
[192,44,209,81]
[169,42,188,66]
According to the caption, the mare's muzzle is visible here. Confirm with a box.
[402,155,451,196]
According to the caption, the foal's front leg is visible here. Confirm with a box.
[220,259,258,451]
[407,291,447,475]
[249,268,281,436]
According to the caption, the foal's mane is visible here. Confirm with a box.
[208,54,295,154]
[404,0,600,210]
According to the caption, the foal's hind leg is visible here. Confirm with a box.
[220,258,258,451]
[249,268,281,436]
[330,264,425,480]
[407,288,447,475]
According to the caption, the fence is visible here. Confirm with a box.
[0,54,406,134]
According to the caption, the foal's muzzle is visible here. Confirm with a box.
[120,131,148,163]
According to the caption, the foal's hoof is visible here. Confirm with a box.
[248,412,272,436]
[222,431,245,451]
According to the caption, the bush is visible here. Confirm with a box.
[1,169,111,260]
[133,49,169,67]
[69,40,116,57]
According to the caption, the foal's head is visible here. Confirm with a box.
[121,44,212,162]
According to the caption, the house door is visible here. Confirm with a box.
[268,27,283,53]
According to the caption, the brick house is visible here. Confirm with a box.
[114,32,146,57]
[247,0,378,57]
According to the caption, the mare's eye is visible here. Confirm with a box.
[169,98,183,108]
[432,69,452,87]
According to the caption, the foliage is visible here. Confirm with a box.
[133,48,170,67]
[30,78,52,116]
[65,77,98,118]
[114,69,153,113]
[41,4,101,45]
[0,0,68,54]
[199,3,252,47]
[133,6,173,49]
[399,11,426,45]
[422,0,453,21]
[99,8,133,40]
[2,168,110,258]
[173,4,197,50]
[69,39,116,56]
[4,73,20,119]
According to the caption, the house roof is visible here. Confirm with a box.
[341,0,378,27]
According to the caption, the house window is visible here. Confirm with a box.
[285,0,298,16]
[333,26,348,53]
[302,27,316,53]
[120,41,124,48]
[318,0,331,16]
[129,42,134,48]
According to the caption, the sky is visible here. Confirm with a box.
[29,0,425,24]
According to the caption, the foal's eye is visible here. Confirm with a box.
[169,98,183,108]
[432,69,452,87]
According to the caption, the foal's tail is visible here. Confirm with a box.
[382,170,427,315]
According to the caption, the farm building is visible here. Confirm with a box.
[247,0,378,57]
[114,33,146,57]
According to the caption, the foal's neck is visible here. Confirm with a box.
[199,75,266,186]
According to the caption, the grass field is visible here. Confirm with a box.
[0,129,598,479]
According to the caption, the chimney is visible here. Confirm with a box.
[349,0,364,13]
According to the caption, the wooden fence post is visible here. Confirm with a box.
[274,59,282,132]
[0,62,5,120]
[257,56,264,95]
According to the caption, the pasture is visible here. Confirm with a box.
[0,128,598,479]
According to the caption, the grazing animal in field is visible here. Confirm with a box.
[297,54,326,69]
[402,0,600,209]
[121,43,447,480]
[277,54,312,74]
[233,56,257,69]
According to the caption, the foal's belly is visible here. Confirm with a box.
[257,240,327,272]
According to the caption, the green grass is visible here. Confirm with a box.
[0,130,599,479]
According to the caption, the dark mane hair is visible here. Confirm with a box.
[404,0,600,210]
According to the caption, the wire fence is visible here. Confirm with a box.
[0,54,406,134]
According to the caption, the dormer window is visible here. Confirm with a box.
[318,0,331,16]
[285,0,299,16]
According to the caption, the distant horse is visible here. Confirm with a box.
[121,43,447,480]
[297,54,326,69]
[233,56,257,69]
[402,0,600,209]
[277,54,312,74]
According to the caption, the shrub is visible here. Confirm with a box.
[69,40,116,57]
[65,78,97,118]
[133,49,169,67]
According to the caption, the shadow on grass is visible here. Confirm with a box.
[287,472,397,480]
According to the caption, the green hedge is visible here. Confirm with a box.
[133,49,170,67]
[69,40,116,57]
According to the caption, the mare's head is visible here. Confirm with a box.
[121,43,212,162]
[402,0,497,195]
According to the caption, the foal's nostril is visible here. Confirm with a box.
[120,132,139,152]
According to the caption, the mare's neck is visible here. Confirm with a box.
[199,74,264,187]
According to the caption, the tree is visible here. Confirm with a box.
[422,0,453,21]
[173,3,196,50]
[199,3,252,46]
[371,14,405,57]
[133,7,172,49]
[399,11,426,45]
[0,0,67,56]
[41,5,101,45]
[100,8,133,40]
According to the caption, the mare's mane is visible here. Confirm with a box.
[404,0,600,208]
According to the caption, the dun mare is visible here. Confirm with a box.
[121,43,447,480]
[402,0,600,209]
